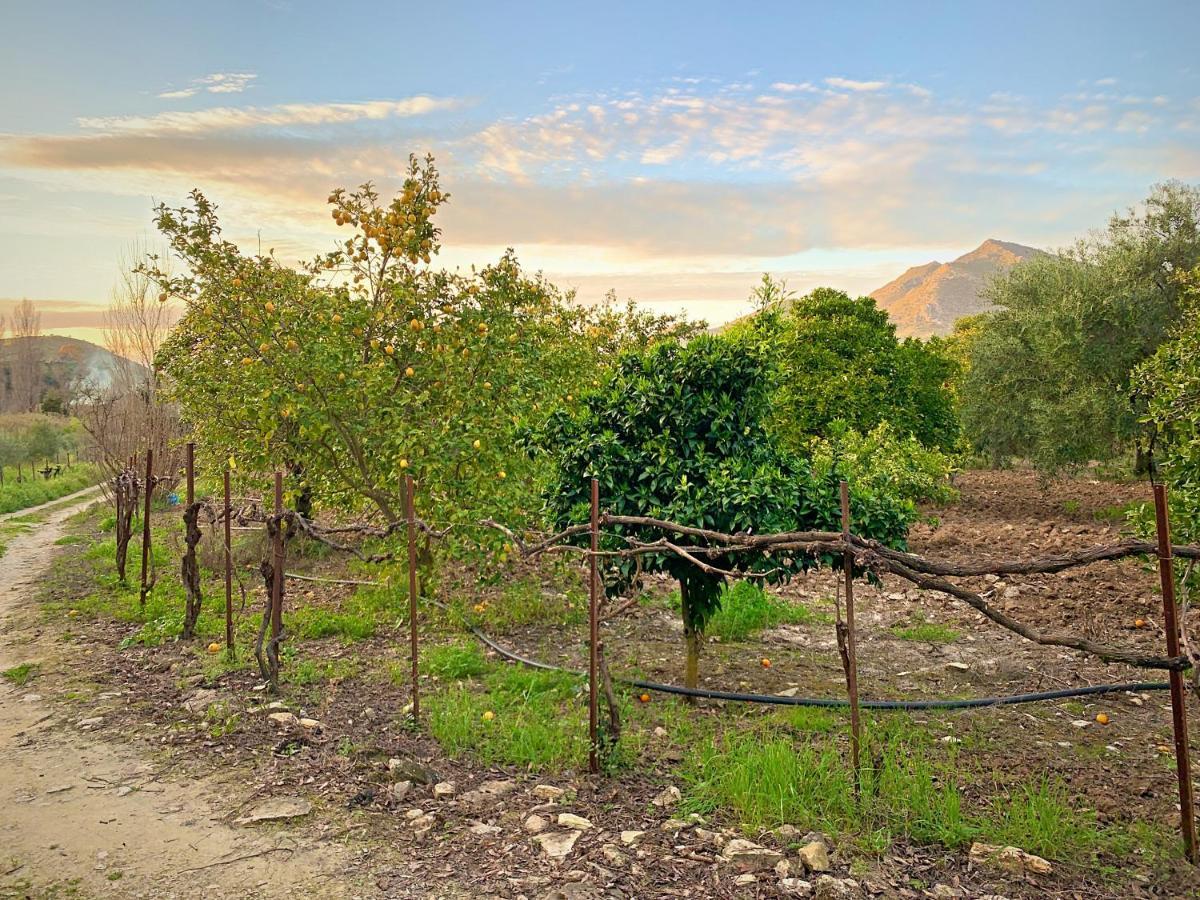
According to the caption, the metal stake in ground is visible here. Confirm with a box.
[1152,483,1199,865]
[224,469,234,657]
[588,476,600,775]
[139,448,153,609]
[405,473,420,724]
[839,480,863,794]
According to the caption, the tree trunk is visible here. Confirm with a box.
[680,579,700,701]
[180,502,203,640]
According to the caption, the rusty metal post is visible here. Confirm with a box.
[270,472,284,689]
[1153,483,1199,865]
[406,474,420,724]
[224,469,234,656]
[139,449,153,609]
[588,477,600,775]
[840,480,863,794]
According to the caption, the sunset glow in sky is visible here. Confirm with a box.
[2,1,1198,342]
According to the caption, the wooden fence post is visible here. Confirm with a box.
[268,471,285,692]
[224,469,234,657]
[405,474,420,724]
[839,480,863,795]
[139,449,153,609]
[588,477,600,775]
[1152,483,1199,865]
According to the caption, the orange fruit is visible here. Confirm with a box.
[761,658,771,668]
[639,693,651,703]
[404,366,415,377]
[264,301,275,314]
[207,642,221,654]
[1134,618,1147,628]
[1095,713,1110,725]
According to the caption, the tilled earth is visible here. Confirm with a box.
[7,469,1200,899]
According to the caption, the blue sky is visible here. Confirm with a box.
[2,0,1198,340]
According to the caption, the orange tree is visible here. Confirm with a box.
[532,331,913,689]
[147,156,697,574]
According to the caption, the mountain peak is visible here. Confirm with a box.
[870,239,1041,337]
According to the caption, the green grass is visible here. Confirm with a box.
[466,576,587,631]
[891,614,961,643]
[671,581,828,641]
[422,640,489,679]
[0,464,100,515]
[427,663,589,770]
[678,710,1175,867]
[2,662,40,686]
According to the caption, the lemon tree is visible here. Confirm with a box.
[148,156,697,562]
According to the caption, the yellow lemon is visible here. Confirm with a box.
[207,642,221,654]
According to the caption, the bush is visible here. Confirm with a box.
[808,422,958,507]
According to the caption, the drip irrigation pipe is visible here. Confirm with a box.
[465,622,1171,711]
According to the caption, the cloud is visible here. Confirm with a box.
[825,76,888,92]
[77,96,462,135]
[157,72,257,99]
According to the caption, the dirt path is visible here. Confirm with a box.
[0,496,367,899]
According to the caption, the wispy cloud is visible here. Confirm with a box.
[157,72,258,100]
[78,96,462,135]
[825,76,888,92]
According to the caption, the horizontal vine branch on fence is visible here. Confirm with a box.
[185,501,1196,673]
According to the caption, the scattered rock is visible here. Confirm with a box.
[297,717,322,731]
[660,818,690,832]
[390,780,412,802]
[798,839,830,873]
[620,830,646,846]
[601,844,629,867]
[652,726,668,739]
[734,874,758,886]
[77,717,103,728]
[403,808,426,820]
[387,757,436,784]
[432,781,456,800]
[46,784,73,795]
[721,838,783,873]
[182,688,223,715]
[268,711,300,728]
[534,830,581,860]
[409,813,436,835]
[777,687,800,697]
[461,778,518,805]
[968,842,1052,875]
[694,827,726,848]
[774,859,792,878]
[781,878,814,896]
[930,885,962,899]
[524,814,550,834]
[812,875,862,900]
[651,785,681,808]
[557,813,593,830]
[776,824,801,842]
[234,797,312,825]
[468,823,501,837]
[533,784,566,801]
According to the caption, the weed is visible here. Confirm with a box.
[670,581,827,641]
[890,617,961,643]
[2,662,40,686]
[422,641,488,679]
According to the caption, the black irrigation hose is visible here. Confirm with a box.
[466,622,1172,711]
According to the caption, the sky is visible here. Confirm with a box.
[1,0,1198,343]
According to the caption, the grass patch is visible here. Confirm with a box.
[427,663,588,770]
[422,640,489,680]
[2,662,40,686]
[672,581,827,641]
[0,464,100,515]
[679,710,1175,867]
[890,614,961,644]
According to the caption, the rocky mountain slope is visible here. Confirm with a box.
[870,239,1041,337]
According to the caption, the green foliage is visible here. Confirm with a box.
[962,182,1200,472]
[148,160,699,539]
[891,613,961,643]
[534,332,913,661]
[808,421,958,506]
[732,284,959,452]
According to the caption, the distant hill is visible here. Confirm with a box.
[0,335,135,411]
[870,239,1042,337]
